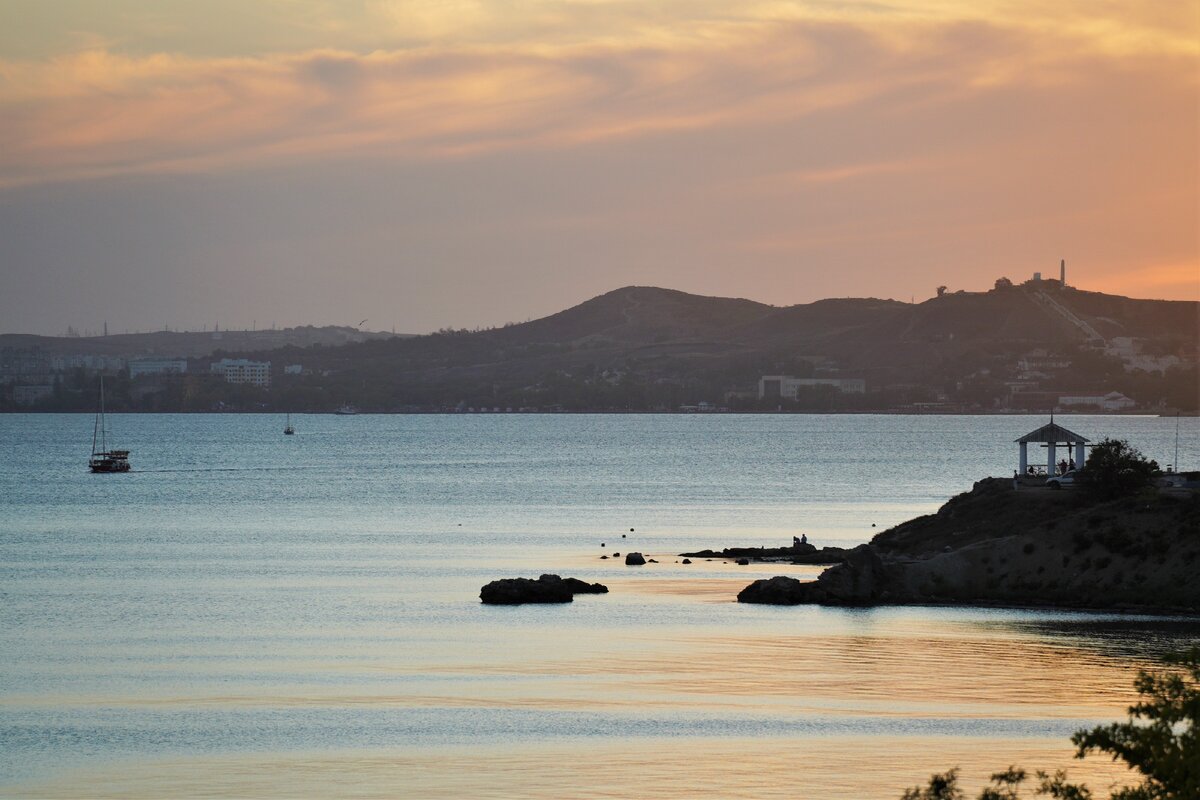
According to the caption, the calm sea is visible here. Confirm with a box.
[2,413,1197,798]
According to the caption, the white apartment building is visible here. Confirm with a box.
[210,358,271,387]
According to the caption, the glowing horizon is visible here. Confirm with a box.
[0,1,1196,334]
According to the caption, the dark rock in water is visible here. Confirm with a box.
[647,558,658,563]
[682,558,692,564]
[612,552,620,557]
[625,552,646,565]
[600,555,608,559]
[736,558,750,565]
[737,576,809,605]
[480,574,608,605]
[481,577,572,605]
[555,575,609,595]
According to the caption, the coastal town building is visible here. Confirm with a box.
[210,358,271,387]
[758,375,866,399]
[129,358,187,378]
[1058,391,1136,411]
[1105,337,1183,374]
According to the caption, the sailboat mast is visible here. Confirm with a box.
[99,375,107,453]
[92,381,100,456]
[1175,412,1181,472]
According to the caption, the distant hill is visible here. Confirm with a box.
[0,325,407,360]
[221,282,1195,412]
[3,283,1196,413]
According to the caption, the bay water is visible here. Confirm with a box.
[2,413,1197,798]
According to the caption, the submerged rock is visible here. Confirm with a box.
[625,552,646,565]
[480,574,608,605]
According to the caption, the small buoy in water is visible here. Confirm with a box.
[629,528,634,532]
[871,523,876,527]
[622,534,626,538]
[601,543,605,547]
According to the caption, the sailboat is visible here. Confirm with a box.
[284,412,295,435]
[89,375,130,473]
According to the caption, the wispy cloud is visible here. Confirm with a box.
[0,4,1195,189]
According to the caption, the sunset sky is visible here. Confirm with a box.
[1,1,1196,335]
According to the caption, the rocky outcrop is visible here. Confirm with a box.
[737,576,808,605]
[738,480,1200,613]
[680,545,848,565]
[481,574,609,605]
[625,552,646,565]
[739,547,894,605]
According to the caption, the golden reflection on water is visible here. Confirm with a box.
[19,737,1133,800]
[4,570,1186,798]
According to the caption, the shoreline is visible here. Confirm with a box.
[3,409,1189,416]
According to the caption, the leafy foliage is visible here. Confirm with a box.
[1080,439,1160,497]
[900,649,1199,800]
[1072,647,1199,800]
[902,769,964,800]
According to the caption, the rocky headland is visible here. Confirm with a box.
[738,479,1200,614]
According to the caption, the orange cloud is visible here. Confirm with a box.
[0,5,1195,190]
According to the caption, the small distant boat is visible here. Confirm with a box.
[284,412,295,435]
[335,404,358,416]
[89,375,130,473]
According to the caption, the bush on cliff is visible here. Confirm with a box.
[1080,439,1159,498]
[900,647,1200,799]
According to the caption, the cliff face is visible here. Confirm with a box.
[762,480,1200,613]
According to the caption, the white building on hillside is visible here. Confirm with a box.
[210,358,271,387]
[758,375,865,399]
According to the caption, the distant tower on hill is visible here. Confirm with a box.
[1060,259,1066,287]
